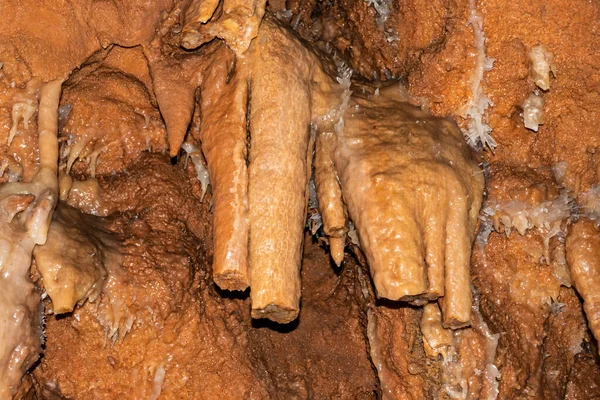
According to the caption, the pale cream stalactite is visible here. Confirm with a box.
[182,140,211,201]
[0,78,62,399]
[314,130,348,266]
[421,183,447,299]
[25,78,62,243]
[8,78,42,146]
[178,15,483,327]
[441,185,474,328]
[529,45,556,92]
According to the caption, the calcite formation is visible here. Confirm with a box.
[0,0,600,399]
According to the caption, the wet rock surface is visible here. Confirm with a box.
[1,0,600,398]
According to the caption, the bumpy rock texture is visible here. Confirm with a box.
[30,154,378,399]
[270,0,600,397]
[33,154,270,399]
[2,0,600,399]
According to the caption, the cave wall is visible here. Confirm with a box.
[1,0,600,399]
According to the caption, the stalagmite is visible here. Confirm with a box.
[0,78,62,398]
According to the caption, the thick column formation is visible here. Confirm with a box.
[200,48,251,291]
[318,92,484,328]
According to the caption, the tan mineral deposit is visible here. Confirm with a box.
[0,0,599,398]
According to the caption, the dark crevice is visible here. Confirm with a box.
[245,79,252,168]
[350,251,383,399]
